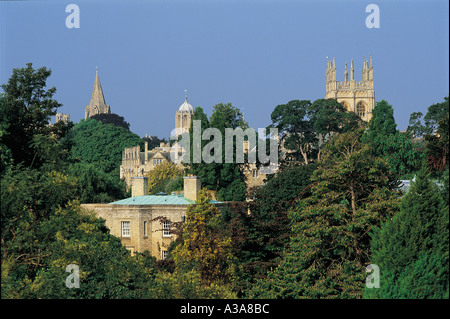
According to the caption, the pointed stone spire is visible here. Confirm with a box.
[89,69,107,109]
[85,68,111,119]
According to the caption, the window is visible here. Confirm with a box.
[356,101,366,118]
[121,221,130,237]
[181,215,186,223]
[252,169,259,178]
[341,101,349,111]
[143,221,147,237]
[162,221,171,237]
[162,250,169,260]
[153,158,163,165]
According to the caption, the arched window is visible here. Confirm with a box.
[341,101,349,111]
[356,101,366,118]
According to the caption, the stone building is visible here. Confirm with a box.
[120,93,192,189]
[85,69,111,119]
[325,57,375,122]
[120,141,181,189]
[81,176,222,259]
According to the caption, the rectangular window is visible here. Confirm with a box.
[122,221,130,237]
[162,221,171,237]
[143,221,147,237]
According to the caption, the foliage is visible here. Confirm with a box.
[67,162,128,203]
[223,164,317,292]
[406,96,449,139]
[172,190,240,290]
[364,100,424,177]
[90,113,130,130]
[185,104,248,201]
[66,118,143,177]
[269,98,360,165]
[249,127,401,298]
[425,113,448,173]
[0,63,72,169]
[145,161,182,194]
[1,167,159,298]
[151,269,237,299]
[366,163,449,299]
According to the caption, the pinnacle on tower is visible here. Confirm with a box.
[344,62,348,81]
[350,59,355,81]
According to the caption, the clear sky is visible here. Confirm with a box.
[1,0,448,139]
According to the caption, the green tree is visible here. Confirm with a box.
[224,164,317,291]
[407,96,449,138]
[366,99,397,139]
[185,104,248,201]
[269,100,314,164]
[0,63,71,169]
[366,163,449,299]
[146,161,182,194]
[172,190,239,289]
[365,100,423,177]
[90,113,130,130]
[309,98,361,161]
[66,118,143,178]
[250,127,400,299]
[425,113,449,173]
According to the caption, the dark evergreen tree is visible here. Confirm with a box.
[366,162,449,298]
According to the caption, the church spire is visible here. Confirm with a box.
[85,68,110,119]
[89,69,107,109]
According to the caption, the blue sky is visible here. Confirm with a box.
[1,0,448,138]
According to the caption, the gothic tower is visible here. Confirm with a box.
[325,57,375,122]
[85,69,111,119]
[174,90,194,137]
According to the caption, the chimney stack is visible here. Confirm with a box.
[183,175,201,202]
[132,177,148,197]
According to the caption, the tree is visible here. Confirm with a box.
[366,163,449,299]
[224,163,317,290]
[66,118,143,178]
[1,167,160,298]
[269,99,360,165]
[249,126,400,298]
[365,100,423,177]
[185,104,248,201]
[269,100,314,165]
[0,63,70,168]
[90,113,130,130]
[407,96,449,138]
[145,161,182,194]
[425,113,449,173]
[309,98,361,161]
[172,190,239,288]
[366,99,397,139]
[67,162,128,203]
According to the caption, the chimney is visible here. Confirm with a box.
[132,177,148,197]
[183,175,201,202]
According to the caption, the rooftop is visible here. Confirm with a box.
[110,194,222,206]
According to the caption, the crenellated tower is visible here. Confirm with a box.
[325,56,375,122]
